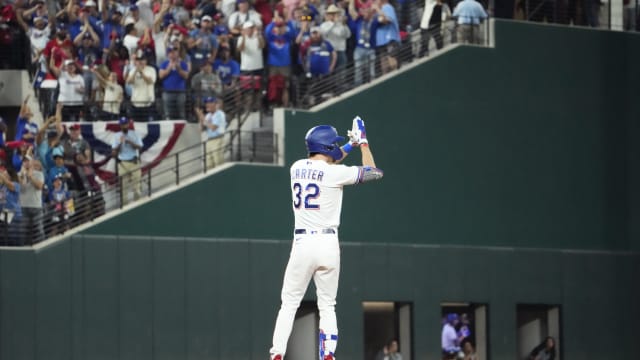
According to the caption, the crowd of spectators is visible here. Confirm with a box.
[0,0,487,244]
[0,98,104,246]
[1,0,494,116]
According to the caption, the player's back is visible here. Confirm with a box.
[290,158,360,230]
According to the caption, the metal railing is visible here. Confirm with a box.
[0,129,278,247]
[35,83,265,123]
[289,18,490,109]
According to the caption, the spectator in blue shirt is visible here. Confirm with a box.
[100,10,124,51]
[348,5,377,86]
[74,30,102,102]
[159,46,191,120]
[372,0,400,74]
[0,166,21,246]
[47,174,72,236]
[213,47,240,115]
[67,6,102,44]
[14,96,38,145]
[300,27,336,76]
[452,0,488,44]
[213,47,240,86]
[188,15,219,72]
[299,27,336,106]
[265,18,295,106]
[213,13,230,36]
[47,148,72,190]
[37,103,63,174]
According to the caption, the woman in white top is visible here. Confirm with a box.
[50,59,85,122]
[92,69,124,118]
[123,23,140,58]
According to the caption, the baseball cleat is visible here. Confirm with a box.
[272,355,282,360]
[324,355,335,360]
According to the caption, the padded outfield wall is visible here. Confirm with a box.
[1,20,639,360]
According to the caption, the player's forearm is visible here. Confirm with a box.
[360,144,376,168]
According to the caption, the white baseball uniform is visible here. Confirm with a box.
[270,158,362,359]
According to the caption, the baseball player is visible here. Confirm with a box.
[270,116,384,360]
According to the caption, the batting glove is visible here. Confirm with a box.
[350,116,368,145]
[347,129,359,145]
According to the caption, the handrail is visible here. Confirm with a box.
[0,129,278,247]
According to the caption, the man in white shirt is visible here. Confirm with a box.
[320,4,351,93]
[111,117,143,206]
[16,15,50,69]
[237,21,264,74]
[228,0,263,37]
[320,4,351,69]
[126,53,157,122]
[195,97,227,170]
[442,313,462,358]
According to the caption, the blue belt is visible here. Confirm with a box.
[294,229,335,234]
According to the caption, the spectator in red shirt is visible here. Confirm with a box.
[43,26,72,73]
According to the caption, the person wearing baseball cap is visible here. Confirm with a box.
[299,24,336,105]
[111,117,143,206]
[46,146,73,192]
[228,0,262,36]
[49,56,85,122]
[18,10,50,52]
[189,12,218,71]
[126,3,147,34]
[190,58,221,105]
[237,20,264,76]
[159,42,190,120]
[441,313,462,358]
[320,4,350,91]
[195,96,226,170]
[47,170,73,235]
[61,123,91,168]
[127,49,157,121]
[269,117,382,360]
[101,9,124,50]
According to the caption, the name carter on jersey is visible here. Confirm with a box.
[291,168,325,182]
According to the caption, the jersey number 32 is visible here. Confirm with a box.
[293,182,320,209]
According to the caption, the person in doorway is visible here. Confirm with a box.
[375,339,403,360]
[528,336,556,360]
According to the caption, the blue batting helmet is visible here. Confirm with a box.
[305,125,344,161]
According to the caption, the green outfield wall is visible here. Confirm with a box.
[1,20,639,360]
[1,235,638,360]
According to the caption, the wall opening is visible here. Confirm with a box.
[363,301,413,360]
[441,302,488,360]
[517,304,561,360]
[286,301,318,360]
